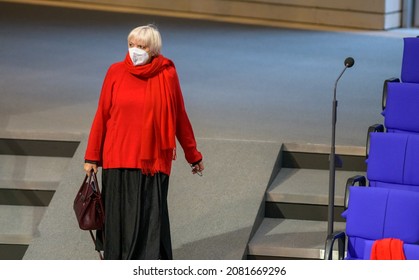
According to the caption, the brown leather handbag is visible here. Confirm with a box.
[73,172,105,259]
[73,172,104,230]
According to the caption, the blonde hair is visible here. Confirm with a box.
[127,24,162,56]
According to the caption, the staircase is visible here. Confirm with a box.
[0,137,365,260]
[247,142,366,260]
[0,138,79,259]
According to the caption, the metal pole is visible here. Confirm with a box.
[327,66,347,236]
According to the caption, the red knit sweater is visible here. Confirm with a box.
[85,56,202,175]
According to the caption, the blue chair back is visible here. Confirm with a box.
[344,187,419,260]
[401,37,419,83]
[382,82,419,134]
[367,132,419,192]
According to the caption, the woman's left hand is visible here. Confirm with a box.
[191,161,204,176]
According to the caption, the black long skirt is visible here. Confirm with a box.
[97,169,173,260]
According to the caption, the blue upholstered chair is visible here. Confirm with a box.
[367,37,419,153]
[368,132,419,191]
[382,37,419,87]
[324,133,419,260]
[347,133,419,226]
[366,82,419,159]
[400,37,419,84]
[381,82,419,134]
[325,187,419,260]
[353,132,419,193]
[373,37,419,131]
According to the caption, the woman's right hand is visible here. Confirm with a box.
[84,162,98,175]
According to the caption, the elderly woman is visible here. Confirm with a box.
[83,24,204,260]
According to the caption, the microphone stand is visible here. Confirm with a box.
[327,65,349,236]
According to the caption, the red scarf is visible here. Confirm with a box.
[124,53,177,175]
[370,238,406,260]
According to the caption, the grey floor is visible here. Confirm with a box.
[0,1,417,260]
[1,2,415,146]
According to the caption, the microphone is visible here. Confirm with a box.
[335,57,355,93]
[344,57,355,68]
[327,56,355,237]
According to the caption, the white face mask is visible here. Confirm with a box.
[129,47,150,66]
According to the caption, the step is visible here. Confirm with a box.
[0,180,58,191]
[267,168,366,206]
[0,149,74,259]
[0,138,79,157]
[281,142,366,172]
[0,244,28,260]
[247,218,346,260]
[0,205,47,244]
[265,168,365,221]
[0,205,47,260]
[0,155,71,182]
[0,155,70,207]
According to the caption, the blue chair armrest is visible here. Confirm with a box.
[366,125,384,159]
[344,176,367,209]
[382,77,400,111]
[324,231,346,260]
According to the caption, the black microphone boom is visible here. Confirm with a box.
[327,57,355,238]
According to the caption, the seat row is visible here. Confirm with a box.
[324,36,419,260]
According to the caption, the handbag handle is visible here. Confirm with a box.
[85,171,101,195]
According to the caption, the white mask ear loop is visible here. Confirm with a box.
[129,47,150,66]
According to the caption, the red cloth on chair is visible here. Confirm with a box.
[370,238,406,260]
